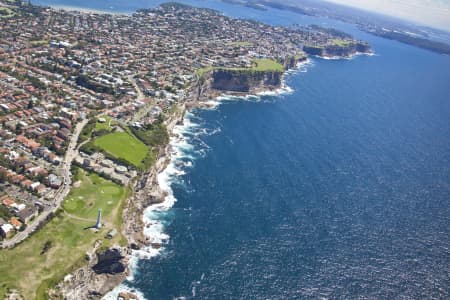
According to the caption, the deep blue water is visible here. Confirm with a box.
[34,0,450,298]
[134,52,450,299]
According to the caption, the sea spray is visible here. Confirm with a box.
[102,111,211,299]
[137,111,201,256]
[102,60,312,299]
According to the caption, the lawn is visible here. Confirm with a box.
[95,116,115,132]
[63,170,128,226]
[331,39,353,47]
[93,131,148,168]
[30,40,48,47]
[228,41,253,47]
[196,66,216,77]
[0,169,128,299]
[196,58,284,78]
[249,59,284,72]
[0,7,15,18]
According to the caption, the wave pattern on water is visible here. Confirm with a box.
[125,38,450,299]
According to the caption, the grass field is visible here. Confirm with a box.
[331,39,353,47]
[0,7,15,18]
[196,66,216,77]
[93,131,148,168]
[63,170,128,227]
[95,116,115,132]
[30,40,48,47]
[228,41,253,47]
[248,59,284,72]
[196,58,284,78]
[0,169,128,299]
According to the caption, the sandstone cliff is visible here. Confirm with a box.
[303,42,371,57]
[194,56,306,99]
[211,69,282,93]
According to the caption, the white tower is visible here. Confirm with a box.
[94,209,102,229]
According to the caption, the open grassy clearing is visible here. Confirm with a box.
[0,7,15,18]
[93,131,148,168]
[30,40,48,46]
[95,115,115,132]
[246,58,284,72]
[196,66,216,77]
[331,39,353,47]
[64,170,128,228]
[196,58,284,77]
[228,41,253,47]
[0,169,128,299]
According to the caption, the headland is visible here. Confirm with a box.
[0,1,371,299]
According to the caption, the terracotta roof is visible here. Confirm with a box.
[2,198,15,207]
[10,217,22,228]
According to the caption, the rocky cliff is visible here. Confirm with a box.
[55,245,129,300]
[211,69,282,93]
[304,42,371,57]
[194,56,306,99]
[281,55,307,69]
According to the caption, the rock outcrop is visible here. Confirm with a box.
[211,69,282,93]
[55,246,129,300]
[92,248,127,275]
[194,56,306,98]
[303,42,371,57]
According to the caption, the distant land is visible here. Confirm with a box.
[366,29,450,55]
[222,0,450,55]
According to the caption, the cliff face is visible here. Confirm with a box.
[92,249,126,275]
[196,56,308,97]
[355,42,371,53]
[304,42,370,57]
[191,56,309,103]
[211,69,282,93]
[281,55,307,69]
[55,246,129,300]
[303,46,324,56]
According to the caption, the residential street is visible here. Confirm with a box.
[0,118,89,249]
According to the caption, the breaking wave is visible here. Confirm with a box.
[103,60,314,299]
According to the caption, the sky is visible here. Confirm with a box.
[324,0,450,31]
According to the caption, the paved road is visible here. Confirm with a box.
[0,119,89,249]
[128,74,159,123]
[0,97,138,248]
[128,74,145,101]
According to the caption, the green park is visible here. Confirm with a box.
[0,169,129,299]
[196,58,284,77]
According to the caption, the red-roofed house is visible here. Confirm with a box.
[10,217,22,229]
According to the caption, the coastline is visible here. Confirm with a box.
[54,53,361,299]
[41,4,129,15]
[56,57,328,299]
[3,0,446,297]
[55,52,367,298]
[99,58,311,299]
[317,50,376,61]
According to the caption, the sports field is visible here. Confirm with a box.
[93,131,148,168]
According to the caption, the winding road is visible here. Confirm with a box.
[0,119,89,249]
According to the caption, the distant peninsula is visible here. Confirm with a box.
[221,0,450,56]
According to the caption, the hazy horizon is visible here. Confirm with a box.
[323,0,450,31]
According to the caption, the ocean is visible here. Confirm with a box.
[33,0,450,299]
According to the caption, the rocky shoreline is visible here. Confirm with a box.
[55,55,355,299]
[54,60,301,299]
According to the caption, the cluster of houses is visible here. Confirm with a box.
[0,0,350,243]
[0,164,62,197]
[0,2,319,130]
[76,152,136,185]
[0,195,38,239]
